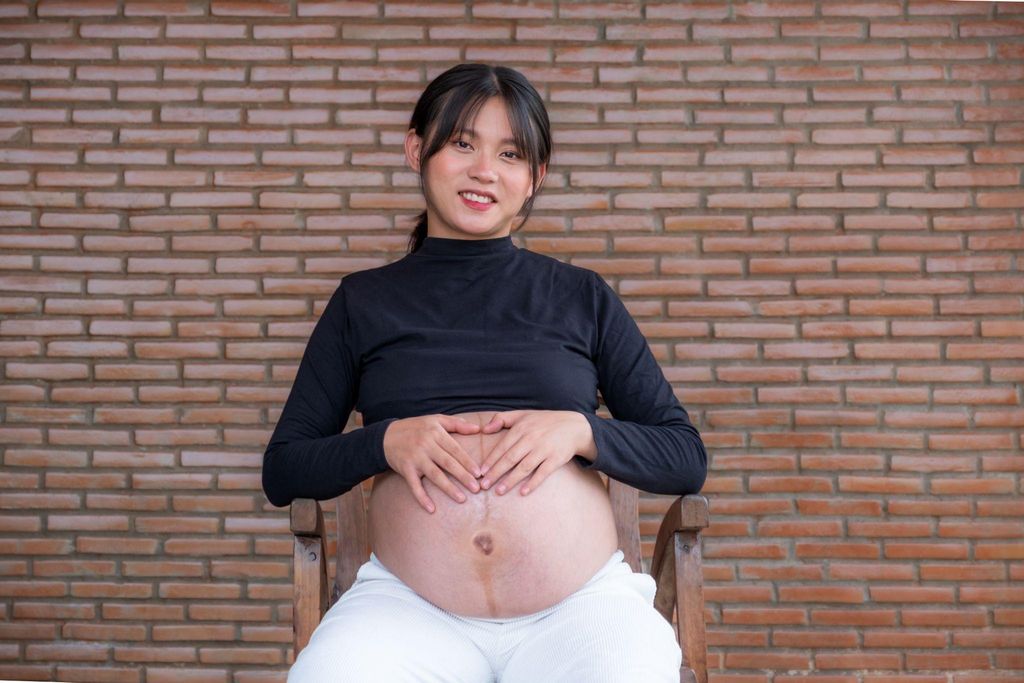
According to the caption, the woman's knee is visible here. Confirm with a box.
[288,592,492,682]
[501,594,681,683]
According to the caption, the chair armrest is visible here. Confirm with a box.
[651,494,709,581]
[650,494,709,683]
[290,498,329,658]
[290,497,325,537]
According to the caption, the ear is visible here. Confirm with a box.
[528,162,548,199]
[404,128,422,173]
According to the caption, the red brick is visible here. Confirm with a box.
[142,667,224,683]
[56,667,141,683]
[24,641,110,663]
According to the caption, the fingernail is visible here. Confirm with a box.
[497,485,506,494]
[481,479,490,488]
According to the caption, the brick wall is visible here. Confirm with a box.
[1,0,1022,681]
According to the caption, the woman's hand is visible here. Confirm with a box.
[382,414,484,514]
[476,410,594,497]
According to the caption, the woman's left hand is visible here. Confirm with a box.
[475,410,593,497]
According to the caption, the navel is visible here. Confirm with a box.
[472,532,494,555]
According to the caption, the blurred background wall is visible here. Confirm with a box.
[0,0,1021,680]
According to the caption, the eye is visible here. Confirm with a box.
[452,139,470,150]
[503,150,522,159]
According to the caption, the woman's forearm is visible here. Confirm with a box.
[573,411,598,462]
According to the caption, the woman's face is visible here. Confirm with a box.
[405,96,546,240]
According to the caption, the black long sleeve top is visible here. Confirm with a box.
[261,234,707,508]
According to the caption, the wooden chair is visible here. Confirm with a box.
[289,477,710,683]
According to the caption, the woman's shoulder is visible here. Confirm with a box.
[517,247,600,289]
[337,256,407,291]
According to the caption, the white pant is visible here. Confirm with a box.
[287,548,682,682]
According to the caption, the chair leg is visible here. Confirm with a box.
[675,529,707,683]
[291,499,329,658]
[652,495,709,683]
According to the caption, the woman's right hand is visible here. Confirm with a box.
[382,414,484,514]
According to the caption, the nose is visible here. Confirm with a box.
[469,156,498,183]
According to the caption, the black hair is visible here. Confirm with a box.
[405,63,551,253]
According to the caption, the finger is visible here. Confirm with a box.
[480,432,525,482]
[480,415,504,434]
[494,464,526,495]
[517,461,553,496]
[479,434,513,476]
[495,451,538,496]
[478,446,500,478]
[439,432,482,484]
[442,450,481,493]
[441,415,481,433]
[480,411,512,434]
[481,449,522,492]
[407,470,437,514]
[479,453,508,490]
[425,461,468,504]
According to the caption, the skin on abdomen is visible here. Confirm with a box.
[367,410,620,619]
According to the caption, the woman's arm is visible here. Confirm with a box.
[261,281,399,508]
[575,272,708,496]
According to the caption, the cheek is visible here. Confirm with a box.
[512,175,534,201]
[424,166,462,203]
[426,153,460,184]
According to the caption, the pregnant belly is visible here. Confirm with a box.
[367,410,619,619]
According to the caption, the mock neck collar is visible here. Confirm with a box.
[414,234,517,258]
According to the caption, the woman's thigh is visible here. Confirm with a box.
[288,565,493,683]
[499,569,682,683]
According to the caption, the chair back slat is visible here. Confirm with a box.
[332,484,370,604]
[608,477,642,572]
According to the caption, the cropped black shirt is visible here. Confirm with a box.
[262,234,707,508]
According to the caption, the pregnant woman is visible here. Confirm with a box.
[262,63,708,682]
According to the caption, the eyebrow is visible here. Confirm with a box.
[460,128,518,146]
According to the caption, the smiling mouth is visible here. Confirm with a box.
[459,190,496,202]
[459,192,497,210]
